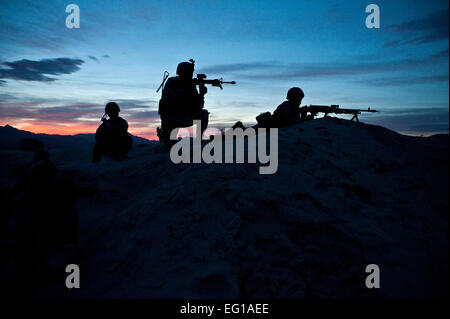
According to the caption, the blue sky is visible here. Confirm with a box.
[0,0,448,138]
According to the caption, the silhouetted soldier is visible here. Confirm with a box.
[8,149,58,296]
[255,87,306,128]
[12,150,81,246]
[157,61,209,146]
[17,149,58,205]
[6,150,82,296]
[93,102,132,162]
[271,87,306,127]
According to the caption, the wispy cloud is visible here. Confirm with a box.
[383,10,449,47]
[0,1,159,52]
[0,95,159,139]
[362,74,449,87]
[0,102,101,122]
[88,56,99,62]
[198,62,276,74]
[112,98,157,110]
[200,50,449,81]
[0,2,86,52]
[126,110,159,121]
[366,107,449,135]
[0,57,84,82]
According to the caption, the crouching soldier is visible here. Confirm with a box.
[93,102,132,162]
[157,61,209,147]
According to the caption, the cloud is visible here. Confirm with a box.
[198,62,276,74]
[126,110,159,121]
[103,55,111,58]
[429,49,450,60]
[116,100,160,124]
[0,101,102,123]
[0,57,84,82]
[201,50,448,81]
[88,56,99,62]
[0,1,159,53]
[383,10,449,47]
[362,74,449,87]
[0,93,15,102]
[110,99,158,110]
[0,2,88,52]
[253,51,448,79]
[325,3,343,24]
[365,107,449,135]
[0,93,160,139]
[379,107,449,115]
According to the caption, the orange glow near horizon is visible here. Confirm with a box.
[1,119,229,141]
[0,120,159,140]
[1,119,441,141]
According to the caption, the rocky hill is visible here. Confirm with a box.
[0,118,448,298]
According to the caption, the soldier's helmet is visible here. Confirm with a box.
[176,61,195,77]
[286,87,304,101]
[105,102,120,116]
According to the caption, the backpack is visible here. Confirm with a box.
[256,112,273,128]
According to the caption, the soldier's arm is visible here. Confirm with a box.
[95,123,105,141]
[194,86,205,110]
[122,118,128,132]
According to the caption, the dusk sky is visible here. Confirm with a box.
[0,0,448,139]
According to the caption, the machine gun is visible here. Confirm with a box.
[193,73,236,90]
[301,105,378,122]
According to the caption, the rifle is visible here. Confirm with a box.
[193,73,236,90]
[301,105,378,122]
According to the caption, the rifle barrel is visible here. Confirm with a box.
[339,108,378,113]
[304,105,377,113]
[195,79,236,87]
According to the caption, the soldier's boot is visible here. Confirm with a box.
[158,126,178,149]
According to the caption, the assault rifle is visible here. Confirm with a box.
[156,58,236,93]
[193,73,236,90]
[301,105,378,122]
